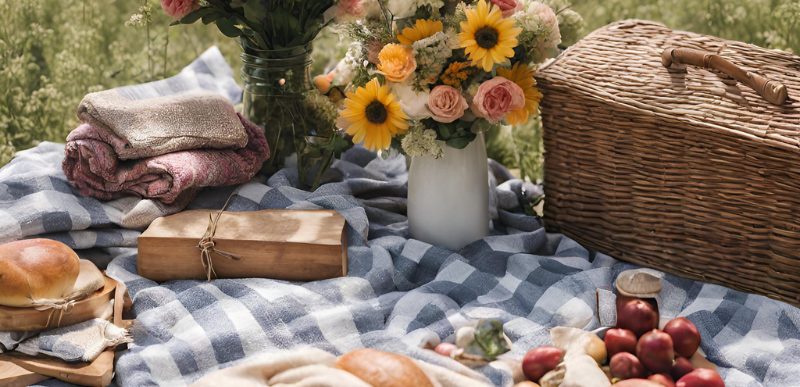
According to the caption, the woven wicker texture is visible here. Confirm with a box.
[536,20,800,307]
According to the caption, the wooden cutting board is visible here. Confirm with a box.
[0,348,114,387]
[0,361,50,387]
[0,278,131,387]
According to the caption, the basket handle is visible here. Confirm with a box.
[661,47,788,105]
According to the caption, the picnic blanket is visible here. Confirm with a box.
[2,48,800,387]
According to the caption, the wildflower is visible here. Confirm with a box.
[441,62,472,88]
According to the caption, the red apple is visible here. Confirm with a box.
[649,374,677,387]
[606,328,638,357]
[617,298,659,337]
[671,357,695,380]
[610,352,646,379]
[434,342,457,357]
[522,346,563,382]
[664,317,701,358]
[637,329,675,374]
[676,369,724,387]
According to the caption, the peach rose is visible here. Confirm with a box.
[376,44,417,83]
[490,0,523,18]
[471,77,525,124]
[428,85,469,123]
[160,0,200,19]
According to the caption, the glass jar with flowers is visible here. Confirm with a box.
[162,0,362,187]
[332,0,576,250]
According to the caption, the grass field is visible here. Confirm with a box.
[1,0,798,177]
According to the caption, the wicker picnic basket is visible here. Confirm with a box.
[536,20,800,307]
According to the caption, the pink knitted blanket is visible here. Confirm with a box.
[63,114,269,204]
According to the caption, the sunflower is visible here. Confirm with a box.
[340,78,410,151]
[458,0,522,72]
[397,19,443,46]
[497,62,543,126]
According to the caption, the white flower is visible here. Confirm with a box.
[391,82,432,120]
[334,42,364,86]
[412,31,456,85]
[401,124,443,158]
[386,0,445,19]
[515,1,561,48]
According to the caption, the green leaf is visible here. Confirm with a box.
[446,133,477,149]
[201,12,223,25]
[439,124,452,139]
[446,137,471,149]
[178,7,215,25]
[243,0,267,24]
[216,18,242,38]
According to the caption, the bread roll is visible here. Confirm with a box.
[335,349,434,387]
[66,260,106,301]
[0,239,80,307]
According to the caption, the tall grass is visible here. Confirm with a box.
[1,0,798,174]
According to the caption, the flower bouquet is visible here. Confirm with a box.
[327,0,580,249]
[162,0,362,187]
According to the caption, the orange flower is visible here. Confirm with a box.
[376,44,417,83]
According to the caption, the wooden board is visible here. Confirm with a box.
[0,361,50,387]
[138,209,348,282]
[0,348,114,387]
[0,276,117,332]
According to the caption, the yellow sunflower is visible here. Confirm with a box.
[397,19,443,45]
[340,78,410,151]
[497,62,543,126]
[458,0,522,72]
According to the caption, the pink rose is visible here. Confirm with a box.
[489,0,523,18]
[471,77,525,124]
[338,0,365,16]
[160,0,200,19]
[428,85,469,123]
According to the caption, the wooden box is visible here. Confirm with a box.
[537,20,800,306]
[138,209,348,282]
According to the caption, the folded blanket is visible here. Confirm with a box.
[63,113,269,204]
[76,90,248,160]
[190,348,492,387]
[15,318,131,363]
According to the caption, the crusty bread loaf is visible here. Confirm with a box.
[0,239,81,307]
[335,349,434,387]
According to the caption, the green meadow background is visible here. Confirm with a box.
[1,0,798,181]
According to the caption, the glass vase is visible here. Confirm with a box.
[240,40,334,187]
[407,134,490,251]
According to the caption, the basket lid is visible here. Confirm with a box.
[536,20,800,152]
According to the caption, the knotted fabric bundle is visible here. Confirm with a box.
[15,318,131,363]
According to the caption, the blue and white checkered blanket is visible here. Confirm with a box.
[3,48,799,387]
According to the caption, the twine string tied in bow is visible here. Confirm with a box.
[31,298,77,328]
[197,194,241,281]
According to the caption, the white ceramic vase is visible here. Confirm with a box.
[408,134,490,251]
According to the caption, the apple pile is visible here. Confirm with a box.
[519,297,725,386]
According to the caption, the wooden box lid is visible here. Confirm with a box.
[137,209,348,282]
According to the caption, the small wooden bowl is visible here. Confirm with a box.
[0,276,117,332]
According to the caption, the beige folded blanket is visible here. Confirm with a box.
[190,348,492,387]
[77,90,247,160]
